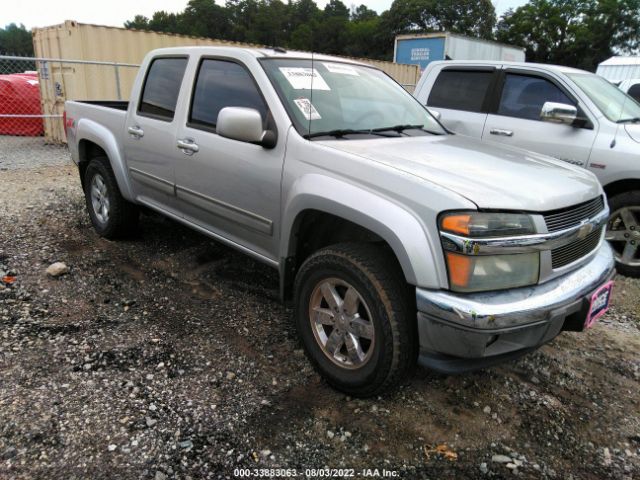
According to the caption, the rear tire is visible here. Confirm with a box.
[83,157,139,239]
[293,243,417,397]
[606,190,640,278]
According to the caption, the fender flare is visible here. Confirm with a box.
[76,118,135,201]
[281,174,444,289]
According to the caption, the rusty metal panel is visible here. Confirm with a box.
[33,21,420,142]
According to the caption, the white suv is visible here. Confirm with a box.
[414,60,640,277]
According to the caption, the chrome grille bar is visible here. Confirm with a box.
[544,197,605,233]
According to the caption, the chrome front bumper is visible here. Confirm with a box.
[416,242,616,373]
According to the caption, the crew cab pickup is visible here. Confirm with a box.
[414,60,640,277]
[65,47,615,396]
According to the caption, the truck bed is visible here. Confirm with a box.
[75,100,129,111]
[65,100,129,154]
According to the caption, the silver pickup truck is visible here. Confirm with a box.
[65,47,615,396]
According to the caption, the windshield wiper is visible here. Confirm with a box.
[304,128,401,139]
[616,117,640,124]
[371,124,445,135]
[371,124,424,132]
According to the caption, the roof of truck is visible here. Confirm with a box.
[427,60,589,75]
[147,45,369,66]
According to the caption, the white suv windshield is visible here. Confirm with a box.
[261,58,445,138]
[567,72,640,123]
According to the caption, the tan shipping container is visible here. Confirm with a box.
[33,21,420,143]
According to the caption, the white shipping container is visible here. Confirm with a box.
[596,56,640,84]
[394,33,525,71]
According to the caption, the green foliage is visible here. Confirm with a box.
[0,23,33,56]
[122,0,497,59]
[497,0,640,71]
[121,0,640,68]
[388,0,496,40]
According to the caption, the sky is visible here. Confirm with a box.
[3,0,529,30]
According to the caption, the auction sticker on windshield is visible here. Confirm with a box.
[323,62,359,76]
[279,68,330,90]
[293,98,321,120]
[585,281,614,329]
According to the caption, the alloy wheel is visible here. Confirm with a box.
[90,173,110,224]
[606,207,640,267]
[308,278,375,370]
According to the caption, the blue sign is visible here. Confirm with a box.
[395,37,446,71]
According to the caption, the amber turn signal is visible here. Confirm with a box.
[441,214,471,236]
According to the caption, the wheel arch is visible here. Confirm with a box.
[279,175,443,300]
[603,178,640,199]
[76,119,135,201]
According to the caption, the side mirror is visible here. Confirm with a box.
[540,102,577,125]
[428,108,442,121]
[216,107,276,148]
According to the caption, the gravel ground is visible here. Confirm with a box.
[0,137,69,171]
[0,147,639,479]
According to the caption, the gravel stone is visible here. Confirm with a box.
[46,262,69,277]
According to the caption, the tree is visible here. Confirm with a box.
[388,0,496,39]
[497,0,640,71]
[351,4,378,22]
[149,11,183,34]
[180,0,233,39]
[315,0,350,53]
[0,23,33,56]
[251,0,290,46]
[124,15,151,30]
[226,0,260,41]
[288,0,321,50]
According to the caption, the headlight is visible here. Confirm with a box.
[441,212,536,237]
[440,211,540,293]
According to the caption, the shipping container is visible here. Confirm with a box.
[33,21,421,143]
[394,33,525,72]
[596,56,640,84]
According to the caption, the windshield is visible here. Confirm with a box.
[567,72,640,122]
[261,58,445,138]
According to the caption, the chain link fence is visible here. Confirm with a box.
[0,55,139,169]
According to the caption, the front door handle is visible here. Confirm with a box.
[490,128,514,137]
[177,138,199,155]
[128,126,144,139]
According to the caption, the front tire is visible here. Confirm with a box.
[83,157,139,239]
[606,190,640,277]
[293,243,417,397]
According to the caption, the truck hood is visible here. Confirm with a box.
[625,124,640,143]
[319,134,601,211]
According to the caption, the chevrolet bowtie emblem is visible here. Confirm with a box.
[577,221,594,239]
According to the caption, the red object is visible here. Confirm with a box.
[585,280,614,329]
[0,72,44,136]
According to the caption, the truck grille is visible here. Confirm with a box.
[551,227,603,269]
[543,196,605,233]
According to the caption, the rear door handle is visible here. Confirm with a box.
[127,126,144,139]
[177,138,199,155]
[490,128,514,137]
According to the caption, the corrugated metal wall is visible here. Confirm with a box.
[33,21,421,143]
[597,64,640,83]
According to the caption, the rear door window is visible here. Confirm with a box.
[189,59,268,130]
[427,69,495,113]
[497,73,575,121]
[138,57,188,121]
